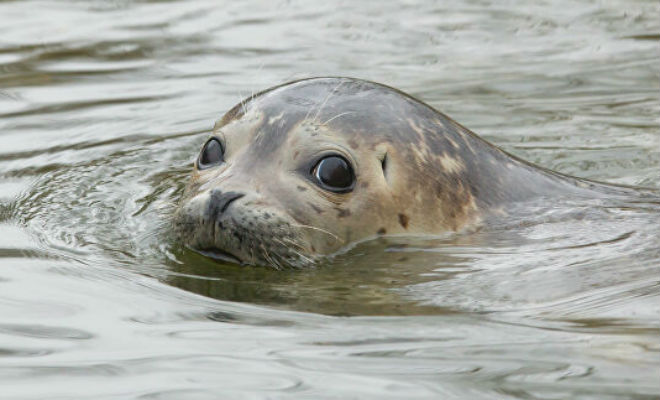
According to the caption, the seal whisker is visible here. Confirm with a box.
[259,243,281,270]
[280,249,312,268]
[273,237,305,251]
[283,237,308,250]
[311,80,345,123]
[288,249,314,266]
[236,90,248,116]
[289,223,343,244]
[321,111,354,126]
[272,238,315,265]
[303,100,315,122]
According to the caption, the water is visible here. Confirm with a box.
[1,0,659,398]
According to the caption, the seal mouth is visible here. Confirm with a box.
[197,248,243,265]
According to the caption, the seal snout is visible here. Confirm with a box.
[207,190,245,221]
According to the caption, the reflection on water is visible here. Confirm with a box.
[1,0,659,398]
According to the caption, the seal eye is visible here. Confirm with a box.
[313,155,355,192]
[197,138,224,169]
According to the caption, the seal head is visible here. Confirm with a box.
[174,77,574,268]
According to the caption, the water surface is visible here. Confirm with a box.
[1,0,659,398]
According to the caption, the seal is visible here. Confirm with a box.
[174,77,612,268]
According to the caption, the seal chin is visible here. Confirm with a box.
[196,247,244,265]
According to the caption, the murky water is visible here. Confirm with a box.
[1,0,659,398]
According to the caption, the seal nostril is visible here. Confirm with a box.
[208,190,245,220]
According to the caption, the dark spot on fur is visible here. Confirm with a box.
[377,227,386,235]
[468,182,479,197]
[293,150,300,159]
[360,181,369,189]
[219,103,244,125]
[336,208,351,218]
[348,138,359,149]
[297,185,307,192]
[309,203,324,214]
[398,213,409,229]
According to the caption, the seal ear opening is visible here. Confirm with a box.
[380,153,388,179]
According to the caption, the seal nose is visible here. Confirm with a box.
[207,190,245,220]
